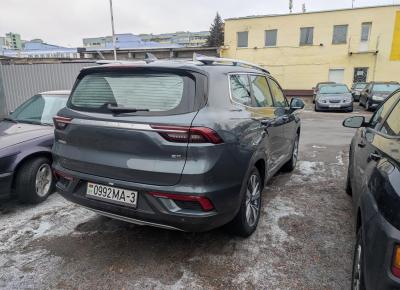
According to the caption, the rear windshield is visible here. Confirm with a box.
[372,83,400,93]
[319,85,349,94]
[70,72,189,113]
[355,83,367,89]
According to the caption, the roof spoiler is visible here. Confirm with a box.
[95,53,158,65]
[193,53,270,74]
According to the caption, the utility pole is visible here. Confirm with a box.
[109,0,117,60]
[289,0,293,13]
[302,3,306,13]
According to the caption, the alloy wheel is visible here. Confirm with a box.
[352,243,362,290]
[35,163,53,197]
[245,173,261,227]
[292,138,299,166]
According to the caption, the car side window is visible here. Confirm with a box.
[250,75,274,107]
[380,99,400,136]
[229,74,252,106]
[369,92,399,129]
[267,78,288,107]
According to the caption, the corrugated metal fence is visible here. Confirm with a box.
[0,62,96,117]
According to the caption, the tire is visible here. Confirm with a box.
[346,167,352,196]
[15,157,54,204]
[351,229,366,290]
[348,106,354,113]
[281,134,299,172]
[314,104,320,112]
[226,167,262,237]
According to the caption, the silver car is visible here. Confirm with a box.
[314,83,353,112]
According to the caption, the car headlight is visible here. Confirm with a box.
[372,95,384,101]
[317,97,327,103]
[344,97,352,103]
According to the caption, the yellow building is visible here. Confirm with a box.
[221,5,400,93]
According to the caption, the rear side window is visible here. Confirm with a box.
[230,74,252,106]
[70,72,191,113]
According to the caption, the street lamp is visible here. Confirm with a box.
[109,0,117,60]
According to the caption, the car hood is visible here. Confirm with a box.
[372,92,391,98]
[0,121,53,151]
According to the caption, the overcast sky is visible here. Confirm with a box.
[0,0,398,47]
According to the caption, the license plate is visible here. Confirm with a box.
[329,104,341,108]
[86,182,138,208]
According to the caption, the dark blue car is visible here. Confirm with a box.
[343,90,400,289]
[0,90,69,203]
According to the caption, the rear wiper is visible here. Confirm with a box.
[106,104,150,114]
[3,117,18,123]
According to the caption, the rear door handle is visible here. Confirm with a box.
[369,152,381,162]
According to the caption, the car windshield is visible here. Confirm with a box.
[319,85,349,94]
[355,83,367,89]
[9,94,68,125]
[372,83,400,93]
[70,72,185,112]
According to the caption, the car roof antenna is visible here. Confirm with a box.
[145,53,158,64]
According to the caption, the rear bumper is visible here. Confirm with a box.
[363,212,400,289]
[316,102,353,111]
[352,93,360,101]
[0,172,13,199]
[54,164,243,232]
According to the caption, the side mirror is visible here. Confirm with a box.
[343,116,365,128]
[290,97,305,110]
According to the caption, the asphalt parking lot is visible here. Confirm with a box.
[0,104,372,290]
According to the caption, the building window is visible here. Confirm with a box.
[265,29,277,47]
[332,25,348,44]
[300,27,314,46]
[361,22,372,42]
[237,31,248,48]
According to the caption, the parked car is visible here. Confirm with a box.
[359,81,400,111]
[312,81,336,103]
[343,90,400,289]
[351,82,368,102]
[314,83,353,112]
[52,58,305,237]
[0,90,69,203]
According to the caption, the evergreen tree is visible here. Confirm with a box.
[206,12,224,47]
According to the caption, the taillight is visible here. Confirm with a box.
[392,245,400,277]
[53,116,72,130]
[148,191,214,212]
[150,125,223,144]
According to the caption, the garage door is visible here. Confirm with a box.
[329,69,345,83]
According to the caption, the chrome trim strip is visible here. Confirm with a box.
[72,119,154,131]
[71,119,190,133]
[83,206,184,231]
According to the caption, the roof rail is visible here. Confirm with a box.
[95,60,146,65]
[193,54,269,74]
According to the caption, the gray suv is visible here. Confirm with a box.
[52,57,304,237]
